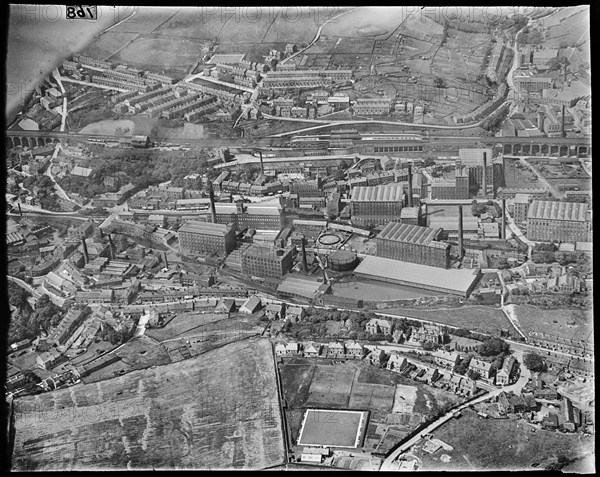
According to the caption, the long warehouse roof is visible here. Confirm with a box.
[351,186,404,202]
[178,220,232,236]
[354,255,480,295]
[527,200,588,222]
[377,222,441,245]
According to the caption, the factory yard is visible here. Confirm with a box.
[11,339,285,471]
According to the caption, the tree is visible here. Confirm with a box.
[478,337,509,357]
[433,77,447,88]
[467,369,480,380]
[546,56,569,72]
[421,341,440,351]
[523,352,547,372]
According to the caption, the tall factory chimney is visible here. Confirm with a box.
[501,199,507,240]
[301,237,308,272]
[482,152,488,197]
[163,251,168,269]
[561,105,566,138]
[208,184,217,224]
[17,202,23,218]
[108,234,115,258]
[457,205,464,260]
[407,164,414,207]
[259,150,264,175]
[81,238,89,264]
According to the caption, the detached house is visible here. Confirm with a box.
[411,324,447,344]
[286,306,305,323]
[304,342,322,358]
[215,298,236,314]
[345,341,365,359]
[239,295,262,314]
[366,318,393,335]
[469,358,496,383]
[432,349,461,369]
[265,303,284,320]
[496,355,517,386]
[327,342,345,358]
[367,347,387,366]
[387,353,408,373]
[275,341,299,357]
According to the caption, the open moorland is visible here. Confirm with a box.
[11,339,285,471]
[418,408,594,471]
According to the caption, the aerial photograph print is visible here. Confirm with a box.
[3,4,594,472]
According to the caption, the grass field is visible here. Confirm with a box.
[511,305,592,342]
[11,339,284,470]
[116,37,203,70]
[281,358,463,451]
[419,408,594,471]
[298,409,367,448]
[385,305,514,336]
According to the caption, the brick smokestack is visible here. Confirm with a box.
[208,184,217,224]
[81,238,89,264]
[301,237,308,272]
[259,150,264,175]
[561,105,566,138]
[108,234,115,259]
[163,251,168,269]
[17,202,22,218]
[458,205,464,260]
[482,152,487,197]
[407,164,413,207]
[501,199,507,240]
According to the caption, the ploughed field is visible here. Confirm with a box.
[11,339,285,471]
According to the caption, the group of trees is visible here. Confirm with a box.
[481,104,510,134]
[523,352,547,372]
[99,323,134,345]
[531,243,591,276]
[23,174,60,211]
[59,148,220,198]
[281,308,423,342]
[9,291,63,343]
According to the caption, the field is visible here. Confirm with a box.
[78,119,136,136]
[511,305,592,343]
[385,305,514,335]
[297,409,367,448]
[11,339,285,470]
[116,37,205,71]
[319,7,412,40]
[81,32,140,60]
[418,408,594,471]
[280,358,462,450]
